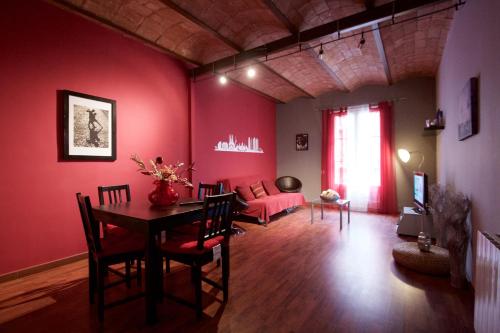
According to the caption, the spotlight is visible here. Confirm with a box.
[318,43,324,60]
[247,67,256,78]
[358,31,366,49]
[219,75,227,85]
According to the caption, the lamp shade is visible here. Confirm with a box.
[398,149,411,163]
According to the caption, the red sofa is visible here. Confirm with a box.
[219,176,305,226]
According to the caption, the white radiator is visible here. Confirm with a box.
[474,231,500,333]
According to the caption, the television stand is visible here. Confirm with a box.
[397,206,435,237]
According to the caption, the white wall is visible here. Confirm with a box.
[277,78,437,210]
[437,0,500,243]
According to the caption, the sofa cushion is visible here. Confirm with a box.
[236,185,255,201]
[262,180,281,195]
[250,182,268,198]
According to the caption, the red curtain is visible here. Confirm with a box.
[368,101,397,214]
[321,108,347,198]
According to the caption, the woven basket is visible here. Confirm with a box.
[392,242,450,276]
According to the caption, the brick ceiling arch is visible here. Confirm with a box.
[52,0,456,103]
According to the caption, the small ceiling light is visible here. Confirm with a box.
[219,75,227,85]
[318,43,324,60]
[247,67,256,78]
[358,31,366,49]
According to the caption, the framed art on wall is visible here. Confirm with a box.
[296,133,308,151]
[457,77,478,141]
[62,90,116,160]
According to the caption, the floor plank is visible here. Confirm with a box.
[0,207,474,332]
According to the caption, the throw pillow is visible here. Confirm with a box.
[235,185,255,201]
[250,182,268,199]
[262,180,281,195]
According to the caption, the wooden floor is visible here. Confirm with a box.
[0,207,474,332]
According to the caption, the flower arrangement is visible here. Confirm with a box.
[130,154,194,188]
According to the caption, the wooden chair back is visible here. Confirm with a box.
[76,193,101,253]
[197,182,224,200]
[98,184,131,205]
[197,192,235,250]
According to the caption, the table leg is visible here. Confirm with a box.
[145,230,157,324]
[320,200,324,220]
[339,204,343,231]
[310,202,314,224]
[348,202,350,224]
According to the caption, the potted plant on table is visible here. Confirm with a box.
[131,154,194,208]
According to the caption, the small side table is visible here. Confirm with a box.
[311,198,351,230]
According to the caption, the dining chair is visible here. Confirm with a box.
[161,192,236,318]
[98,184,131,238]
[76,193,145,322]
[98,184,142,286]
[169,182,225,269]
[198,182,223,200]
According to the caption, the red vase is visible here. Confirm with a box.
[148,180,179,207]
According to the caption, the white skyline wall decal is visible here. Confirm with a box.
[214,134,264,154]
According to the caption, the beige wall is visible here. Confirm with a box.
[436,0,500,281]
[276,78,437,210]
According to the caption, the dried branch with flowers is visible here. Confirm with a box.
[130,154,194,188]
[429,184,471,288]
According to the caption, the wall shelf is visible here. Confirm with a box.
[424,125,445,131]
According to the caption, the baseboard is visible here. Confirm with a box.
[0,252,88,283]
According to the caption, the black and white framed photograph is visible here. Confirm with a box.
[62,90,116,160]
[458,77,478,141]
[296,133,308,151]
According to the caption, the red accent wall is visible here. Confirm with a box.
[191,78,276,188]
[0,1,190,275]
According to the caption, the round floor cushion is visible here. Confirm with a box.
[392,242,450,275]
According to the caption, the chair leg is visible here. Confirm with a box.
[137,259,142,287]
[97,262,105,322]
[157,257,163,302]
[88,256,96,304]
[192,265,203,318]
[165,258,171,273]
[222,247,230,303]
[125,260,131,288]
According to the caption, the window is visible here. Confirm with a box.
[333,105,380,211]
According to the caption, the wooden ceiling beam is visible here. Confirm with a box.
[194,0,448,77]
[258,63,314,98]
[158,0,242,52]
[49,0,201,67]
[304,46,348,92]
[160,0,313,98]
[262,0,349,92]
[371,23,393,85]
[261,0,298,34]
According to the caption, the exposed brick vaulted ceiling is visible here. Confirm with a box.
[54,0,456,103]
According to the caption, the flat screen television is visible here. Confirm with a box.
[413,171,428,213]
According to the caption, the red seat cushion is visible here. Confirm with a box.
[105,225,132,238]
[250,182,268,198]
[161,233,224,255]
[236,185,255,201]
[262,180,281,195]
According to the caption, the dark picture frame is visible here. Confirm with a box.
[296,133,308,151]
[62,90,116,160]
[457,77,479,141]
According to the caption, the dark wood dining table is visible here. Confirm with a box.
[92,199,204,324]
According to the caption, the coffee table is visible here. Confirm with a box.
[310,198,351,230]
